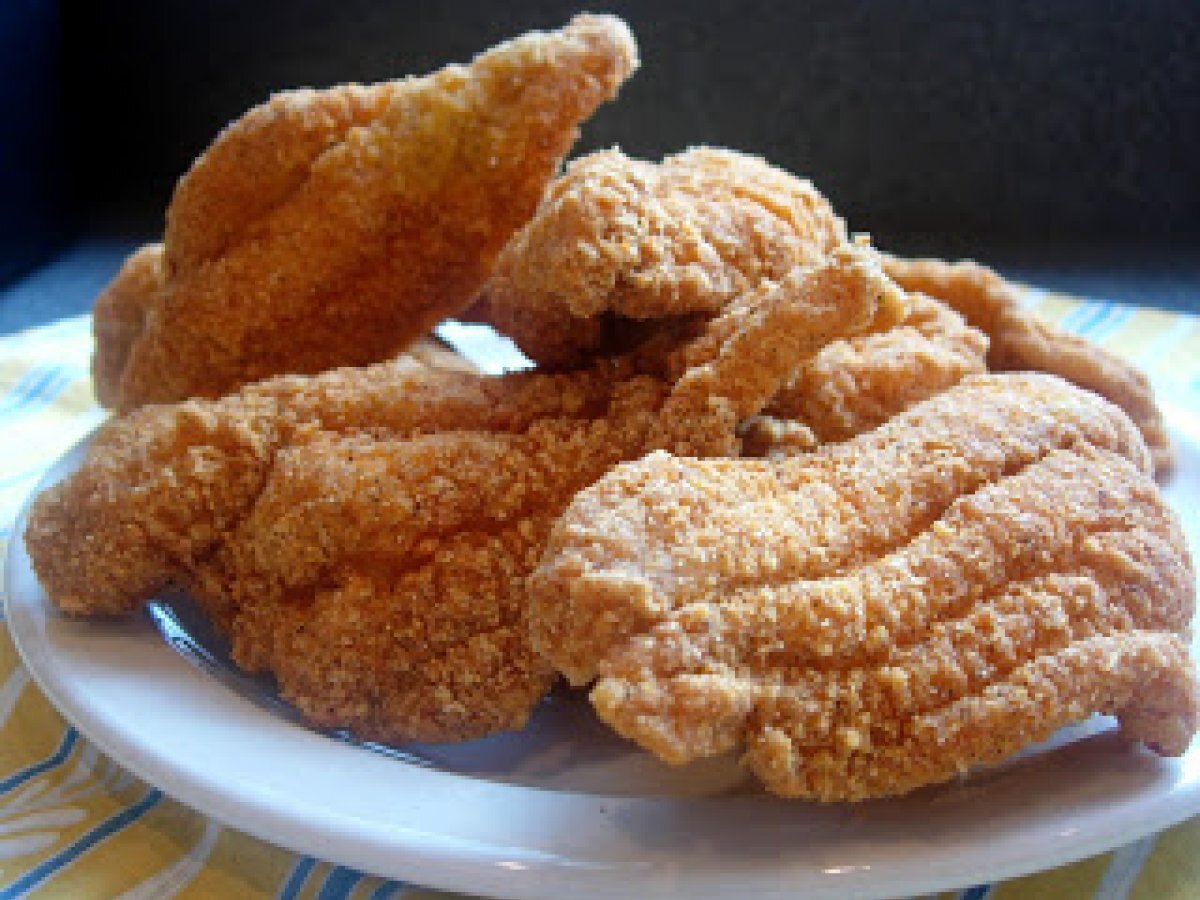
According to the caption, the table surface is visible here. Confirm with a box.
[0,236,1198,337]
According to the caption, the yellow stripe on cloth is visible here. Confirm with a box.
[169,828,311,899]
[1025,291,1200,387]
[0,621,371,899]
[985,852,1112,899]
[0,317,105,528]
[1128,816,1200,900]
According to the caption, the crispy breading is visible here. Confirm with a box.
[883,254,1173,476]
[476,146,848,367]
[90,243,166,409]
[760,292,989,447]
[96,14,638,411]
[528,373,1196,800]
[28,247,898,743]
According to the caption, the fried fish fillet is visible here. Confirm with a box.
[96,14,638,412]
[28,246,903,743]
[883,254,1173,476]
[91,243,167,409]
[529,373,1197,800]
[755,292,989,449]
[474,146,848,367]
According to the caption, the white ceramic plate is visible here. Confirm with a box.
[7,401,1200,900]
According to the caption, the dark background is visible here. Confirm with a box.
[2,0,1198,327]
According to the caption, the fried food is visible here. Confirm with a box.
[91,242,473,407]
[883,254,1173,476]
[96,14,638,412]
[28,246,902,743]
[758,292,989,448]
[528,373,1197,800]
[91,243,167,409]
[475,146,848,367]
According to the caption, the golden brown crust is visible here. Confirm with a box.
[477,146,848,367]
[97,14,639,411]
[882,254,1173,476]
[90,243,166,409]
[163,86,392,273]
[648,245,909,453]
[218,412,669,741]
[29,248,894,743]
[528,373,1195,799]
[29,356,634,617]
[762,292,989,445]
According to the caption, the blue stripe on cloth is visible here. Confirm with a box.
[1056,300,1093,334]
[0,727,78,796]
[279,856,317,899]
[0,366,70,414]
[1068,301,1113,338]
[316,865,363,899]
[38,372,72,408]
[958,884,991,900]
[1088,303,1133,343]
[0,368,53,412]
[0,787,162,899]
[33,370,72,408]
[35,368,70,403]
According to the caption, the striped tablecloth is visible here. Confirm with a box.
[2,296,1199,900]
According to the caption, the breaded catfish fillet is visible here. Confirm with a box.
[96,14,638,412]
[883,254,1173,476]
[529,373,1197,800]
[91,243,167,409]
[475,146,848,367]
[756,292,989,449]
[27,247,903,743]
